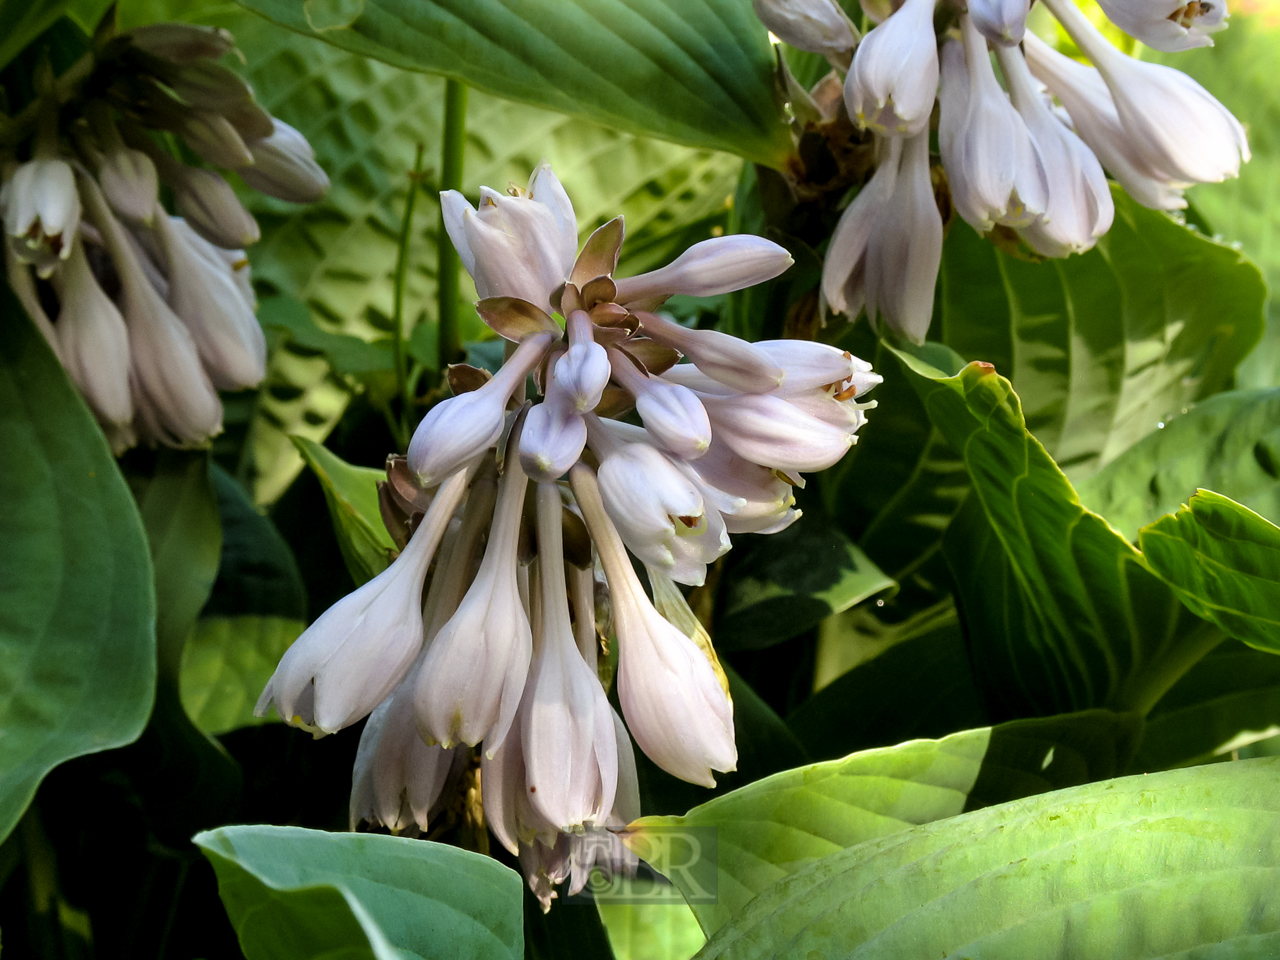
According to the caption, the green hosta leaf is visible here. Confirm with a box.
[181,615,305,735]
[898,352,1219,718]
[636,710,1138,938]
[598,903,705,960]
[715,517,894,651]
[259,296,395,377]
[1145,14,1280,391]
[196,825,524,960]
[821,335,969,619]
[0,0,68,70]
[233,0,790,167]
[1140,490,1280,654]
[1134,639,1280,771]
[0,293,155,845]
[697,757,1280,960]
[291,435,392,586]
[1076,388,1280,541]
[938,189,1265,482]
[791,604,990,761]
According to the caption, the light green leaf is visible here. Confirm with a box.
[1076,388,1280,541]
[716,517,894,650]
[697,757,1280,960]
[181,615,305,735]
[291,435,392,585]
[635,710,1138,938]
[938,189,1265,482]
[196,824,524,960]
[599,903,705,960]
[898,354,1219,717]
[0,290,156,845]
[1140,489,1280,654]
[233,0,790,167]
[259,296,395,377]
[1134,639,1280,772]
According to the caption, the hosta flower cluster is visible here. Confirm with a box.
[257,164,880,907]
[757,0,1249,342]
[2,18,327,452]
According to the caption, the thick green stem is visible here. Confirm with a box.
[391,143,426,451]
[1118,620,1226,717]
[437,79,468,373]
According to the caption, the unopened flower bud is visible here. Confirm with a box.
[520,379,588,484]
[97,148,159,224]
[968,0,1031,45]
[751,0,858,57]
[408,332,554,486]
[635,310,784,393]
[124,23,235,61]
[236,119,330,203]
[613,235,792,305]
[702,391,857,473]
[170,165,260,249]
[554,310,611,412]
[608,348,712,459]
[178,110,255,169]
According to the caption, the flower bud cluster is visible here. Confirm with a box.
[256,164,879,908]
[755,0,1248,343]
[1,14,328,452]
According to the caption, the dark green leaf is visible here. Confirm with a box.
[715,517,894,651]
[196,824,525,960]
[291,435,392,585]
[205,462,307,620]
[1134,639,1280,771]
[233,0,791,167]
[1140,489,1280,653]
[0,0,68,71]
[697,757,1280,959]
[0,291,155,845]
[897,353,1219,717]
[938,189,1265,482]
[789,605,990,761]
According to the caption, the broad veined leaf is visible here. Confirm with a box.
[291,435,393,585]
[233,0,791,167]
[126,450,243,839]
[1076,388,1280,541]
[125,3,742,502]
[897,352,1220,718]
[715,516,894,651]
[196,825,524,960]
[1133,639,1280,772]
[181,615,305,735]
[633,710,1138,937]
[1140,490,1280,654]
[598,903,705,960]
[938,189,1265,482]
[1145,13,1280,391]
[0,292,155,844]
[791,604,991,760]
[697,757,1280,960]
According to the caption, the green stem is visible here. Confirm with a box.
[392,142,426,452]
[437,79,469,375]
[1118,621,1226,717]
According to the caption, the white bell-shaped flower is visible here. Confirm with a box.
[941,17,1048,233]
[820,138,899,319]
[969,0,1031,45]
[844,0,940,136]
[255,469,470,733]
[701,390,858,472]
[681,440,801,535]
[441,163,577,314]
[1042,0,1247,184]
[570,464,736,787]
[863,130,944,344]
[1022,32,1190,211]
[1095,0,1227,51]
[5,157,80,277]
[414,427,533,753]
[521,483,619,831]
[996,45,1114,258]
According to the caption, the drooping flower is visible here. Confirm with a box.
[751,0,859,60]
[844,0,940,136]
